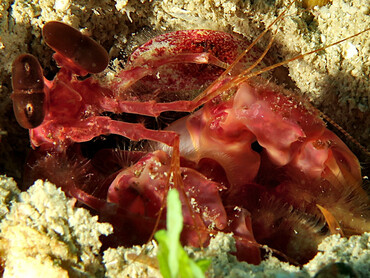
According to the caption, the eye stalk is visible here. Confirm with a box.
[11,54,45,129]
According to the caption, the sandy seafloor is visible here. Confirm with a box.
[0,0,369,277]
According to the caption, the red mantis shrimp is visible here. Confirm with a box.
[11,3,370,265]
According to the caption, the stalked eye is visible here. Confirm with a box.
[42,21,109,74]
[11,54,45,129]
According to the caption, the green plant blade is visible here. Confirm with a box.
[155,188,211,278]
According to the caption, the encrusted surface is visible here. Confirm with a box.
[304,233,370,277]
[0,176,113,278]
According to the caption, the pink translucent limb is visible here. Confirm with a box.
[111,52,228,95]
[30,116,179,149]
[100,98,197,117]
[292,127,362,186]
[184,108,261,186]
[240,99,305,166]
[320,130,362,186]
[127,52,228,70]
[99,78,229,117]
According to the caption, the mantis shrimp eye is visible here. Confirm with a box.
[42,21,109,74]
[11,54,45,129]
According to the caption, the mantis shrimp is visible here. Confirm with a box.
[11,5,370,265]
